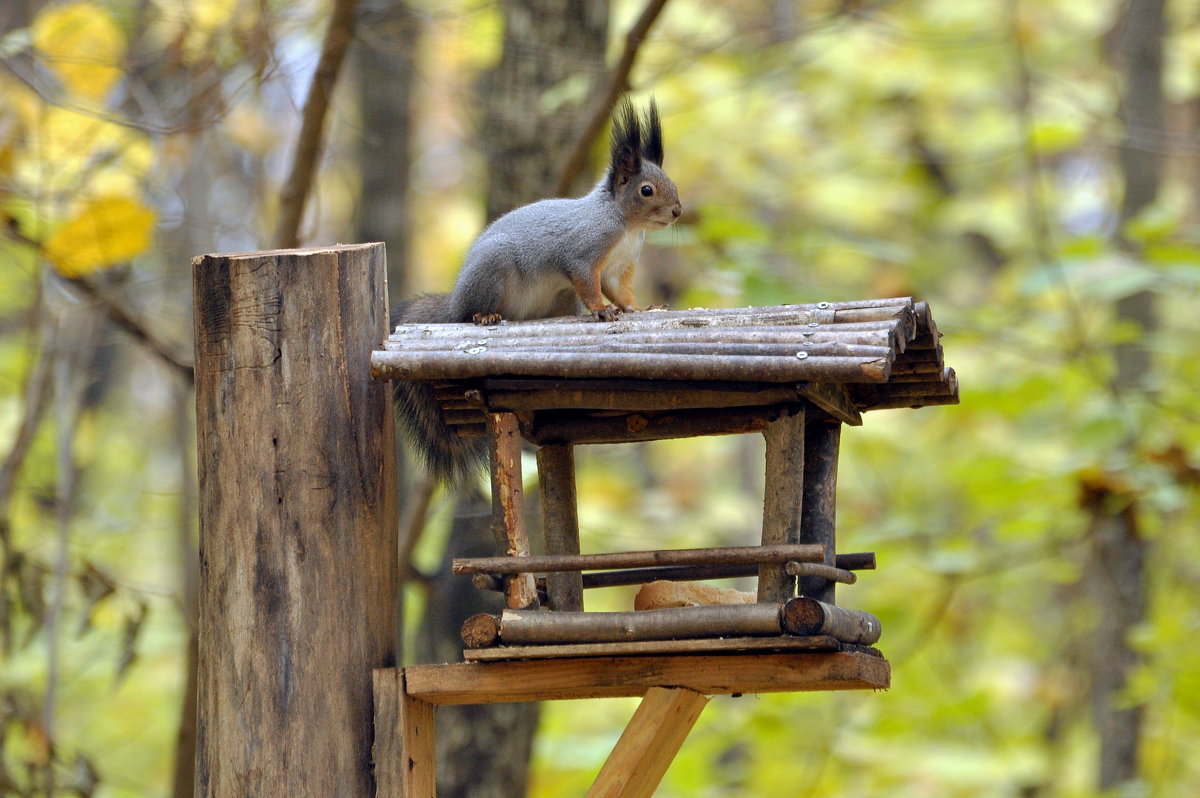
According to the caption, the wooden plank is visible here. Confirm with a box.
[488,412,538,609]
[537,444,584,611]
[586,688,709,798]
[403,651,890,705]
[462,635,843,661]
[759,410,805,602]
[193,245,397,798]
[373,669,436,798]
[452,543,826,576]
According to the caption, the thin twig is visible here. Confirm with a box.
[398,472,438,583]
[553,0,672,197]
[64,276,195,381]
[274,0,361,248]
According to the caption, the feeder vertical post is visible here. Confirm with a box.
[193,244,398,797]
[800,420,841,604]
[758,408,806,602]
[538,443,584,611]
[489,411,539,609]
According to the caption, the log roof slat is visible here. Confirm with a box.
[370,297,957,419]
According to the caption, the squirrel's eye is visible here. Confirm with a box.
[640,184,654,197]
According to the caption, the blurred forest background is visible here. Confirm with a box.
[2,0,1199,796]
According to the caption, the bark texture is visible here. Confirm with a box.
[1085,0,1165,789]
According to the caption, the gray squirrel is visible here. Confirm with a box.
[392,97,682,481]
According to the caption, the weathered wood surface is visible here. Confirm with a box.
[400,651,890,704]
[586,687,709,798]
[193,244,397,798]
[488,412,538,609]
[374,348,891,384]
[527,403,807,445]
[453,543,826,576]
[461,635,843,661]
[370,297,958,416]
[526,404,791,445]
[758,410,805,602]
[488,604,788,646]
[800,419,842,603]
[465,598,879,648]
[786,561,857,585]
[373,669,435,798]
[538,444,584,611]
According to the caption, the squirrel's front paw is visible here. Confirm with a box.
[472,312,503,326]
[592,305,622,322]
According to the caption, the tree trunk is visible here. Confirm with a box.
[417,3,610,795]
[414,489,539,798]
[354,0,420,298]
[482,0,611,219]
[1085,0,1165,790]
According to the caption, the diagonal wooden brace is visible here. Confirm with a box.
[586,687,709,798]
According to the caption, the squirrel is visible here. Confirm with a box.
[391,97,682,482]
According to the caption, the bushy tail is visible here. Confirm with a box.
[390,296,489,483]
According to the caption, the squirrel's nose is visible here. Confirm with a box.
[671,203,682,219]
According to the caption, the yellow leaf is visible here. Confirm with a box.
[43,197,155,278]
[32,2,125,101]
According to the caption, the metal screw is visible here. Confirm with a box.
[817,301,830,309]
[795,351,809,359]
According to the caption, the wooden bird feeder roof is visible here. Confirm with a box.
[371,296,957,432]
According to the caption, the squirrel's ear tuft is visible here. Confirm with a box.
[644,98,664,167]
[608,96,643,192]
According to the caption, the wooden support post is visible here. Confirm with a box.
[758,409,805,602]
[373,669,436,798]
[193,244,397,798]
[586,687,709,798]
[800,419,841,603]
[538,443,584,611]
[489,412,539,609]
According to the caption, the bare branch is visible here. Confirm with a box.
[65,276,195,381]
[274,0,361,248]
[553,0,672,197]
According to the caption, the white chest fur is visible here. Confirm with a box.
[599,230,644,278]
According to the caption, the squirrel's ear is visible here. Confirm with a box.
[609,97,643,191]
[644,99,664,167]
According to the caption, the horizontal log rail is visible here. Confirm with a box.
[469,552,873,595]
[460,598,883,648]
[452,543,827,577]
